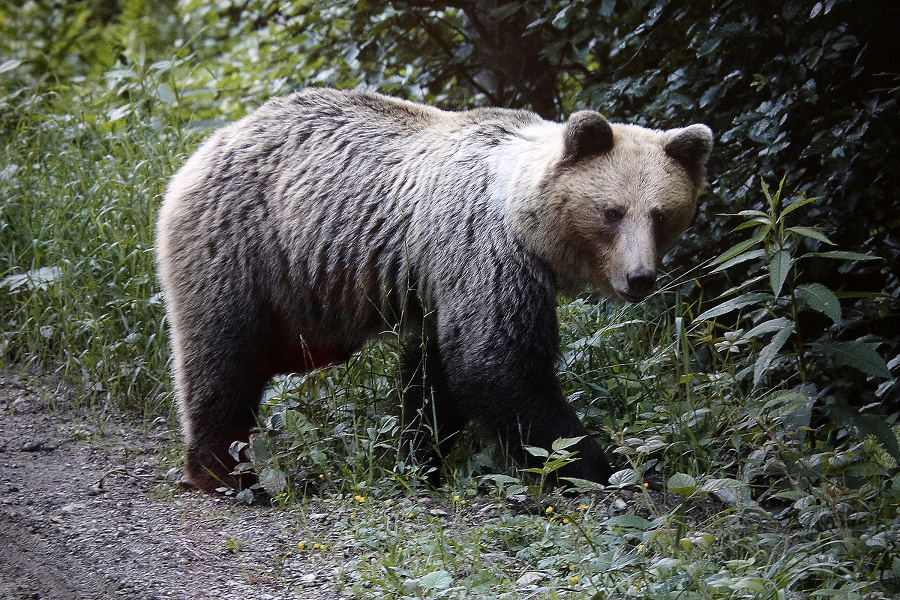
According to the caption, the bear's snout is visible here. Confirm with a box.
[624,268,656,301]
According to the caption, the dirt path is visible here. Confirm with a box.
[0,370,340,600]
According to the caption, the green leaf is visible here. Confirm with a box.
[753,324,794,386]
[709,248,766,274]
[769,249,792,297]
[579,319,644,348]
[823,340,892,379]
[734,219,772,232]
[607,469,639,487]
[523,445,549,458]
[505,484,529,497]
[234,488,254,504]
[711,234,765,265]
[551,6,571,28]
[551,436,584,452]
[420,570,453,590]
[765,389,816,430]
[698,478,746,494]
[736,209,770,219]
[604,514,652,529]
[745,317,793,338]
[805,250,879,261]
[0,59,22,74]
[560,477,606,491]
[787,226,834,245]
[490,4,521,19]
[780,195,818,217]
[695,292,772,322]
[480,474,521,487]
[761,178,776,207]
[154,82,177,105]
[667,472,698,496]
[259,467,287,495]
[796,282,841,323]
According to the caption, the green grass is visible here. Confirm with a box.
[1,88,177,417]
[2,57,898,599]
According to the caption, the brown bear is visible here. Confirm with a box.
[155,87,712,493]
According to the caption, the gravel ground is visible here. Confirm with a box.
[0,370,341,600]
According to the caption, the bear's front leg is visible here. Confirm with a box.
[435,290,614,486]
[464,361,614,486]
[172,339,268,493]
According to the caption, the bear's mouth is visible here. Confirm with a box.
[618,290,649,303]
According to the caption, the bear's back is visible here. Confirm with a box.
[158,89,546,352]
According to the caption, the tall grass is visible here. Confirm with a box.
[1,82,186,416]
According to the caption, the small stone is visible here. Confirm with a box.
[516,571,544,586]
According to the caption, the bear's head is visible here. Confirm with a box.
[509,111,713,301]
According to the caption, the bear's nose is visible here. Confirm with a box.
[626,269,657,300]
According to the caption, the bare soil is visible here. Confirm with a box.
[0,370,340,600]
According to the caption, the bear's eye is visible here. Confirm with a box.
[604,208,624,224]
[651,210,666,226]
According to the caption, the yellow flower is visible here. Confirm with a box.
[578,504,588,511]
[563,518,570,524]
[297,541,305,550]
[570,575,579,585]
[545,506,554,514]
[355,494,366,503]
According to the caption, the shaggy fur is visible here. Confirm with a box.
[156,88,712,492]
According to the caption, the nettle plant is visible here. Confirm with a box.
[695,177,894,439]
[694,178,899,514]
[684,178,900,588]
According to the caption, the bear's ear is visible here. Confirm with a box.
[561,111,614,164]
[664,124,714,181]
